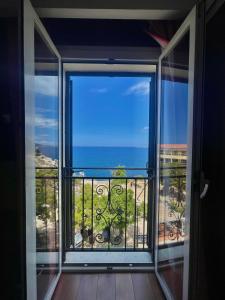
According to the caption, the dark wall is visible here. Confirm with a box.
[0,1,26,299]
[31,0,196,10]
[201,2,225,298]
[41,18,159,47]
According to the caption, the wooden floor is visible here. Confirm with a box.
[53,273,165,300]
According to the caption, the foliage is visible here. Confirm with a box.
[35,168,58,223]
[161,162,186,221]
[166,199,185,220]
[74,166,146,241]
[161,161,186,177]
[112,165,126,177]
[161,162,186,196]
[74,181,136,235]
[35,165,147,246]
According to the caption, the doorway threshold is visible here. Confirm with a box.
[64,251,153,266]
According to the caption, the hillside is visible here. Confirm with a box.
[35,146,58,168]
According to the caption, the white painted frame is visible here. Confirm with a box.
[63,63,156,73]
[24,1,62,299]
[155,6,196,300]
[36,8,185,20]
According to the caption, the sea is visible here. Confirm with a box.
[37,145,148,177]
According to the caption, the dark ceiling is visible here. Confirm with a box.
[42,18,161,47]
[32,0,197,11]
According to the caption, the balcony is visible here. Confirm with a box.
[35,166,186,266]
[63,168,152,265]
[66,168,149,251]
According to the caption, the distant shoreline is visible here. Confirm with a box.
[36,144,148,149]
[36,144,149,177]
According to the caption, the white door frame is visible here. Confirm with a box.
[155,6,196,300]
[24,0,62,299]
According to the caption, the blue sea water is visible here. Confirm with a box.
[73,146,148,177]
[37,145,148,177]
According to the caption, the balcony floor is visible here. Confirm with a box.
[65,251,153,265]
[53,273,164,300]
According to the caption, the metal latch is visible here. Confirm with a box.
[200,171,209,199]
[200,183,209,199]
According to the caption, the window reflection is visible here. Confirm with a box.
[157,32,190,300]
[34,29,59,300]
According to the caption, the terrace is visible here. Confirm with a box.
[36,165,186,266]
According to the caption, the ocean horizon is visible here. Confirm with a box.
[37,145,149,177]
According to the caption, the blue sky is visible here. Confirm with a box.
[161,79,188,144]
[35,75,59,146]
[72,76,151,148]
[34,75,188,148]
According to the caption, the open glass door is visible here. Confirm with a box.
[24,1,62,299]
[155,7,196,300]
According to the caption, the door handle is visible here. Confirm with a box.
[200,183,209,199]
[200,171,209,199]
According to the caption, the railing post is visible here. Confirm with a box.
[134,178,137,250]
[125,179,128,250]
[64,166,73,250]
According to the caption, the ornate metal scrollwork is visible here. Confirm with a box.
[95,183,124,246]
[165,176,186,241]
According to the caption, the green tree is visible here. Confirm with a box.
[161,161,186,199]
[112,165,126,177]
[73,165,147,246]
[74,182,135,235]
[36,168,58,223]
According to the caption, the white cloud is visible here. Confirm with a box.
[36,134,50,138]
[35,139,57,146]
[35,134,49,145]
[35,134,50,145]
[36,107,56,113]
[35,76,58,97]
[91,88,108,94]
[125,80,150,96]
[35,115,58,128]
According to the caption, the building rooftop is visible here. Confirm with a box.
[160,144,187,150]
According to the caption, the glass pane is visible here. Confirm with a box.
[67,75,151,252]
[157,32,190,300]
[34,29,59,300]
[71,76,150,176]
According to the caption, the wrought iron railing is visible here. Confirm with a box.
[65,168,150,251]
[158,166,186,247]
[35,167,59,251]
[35,166,187,252]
